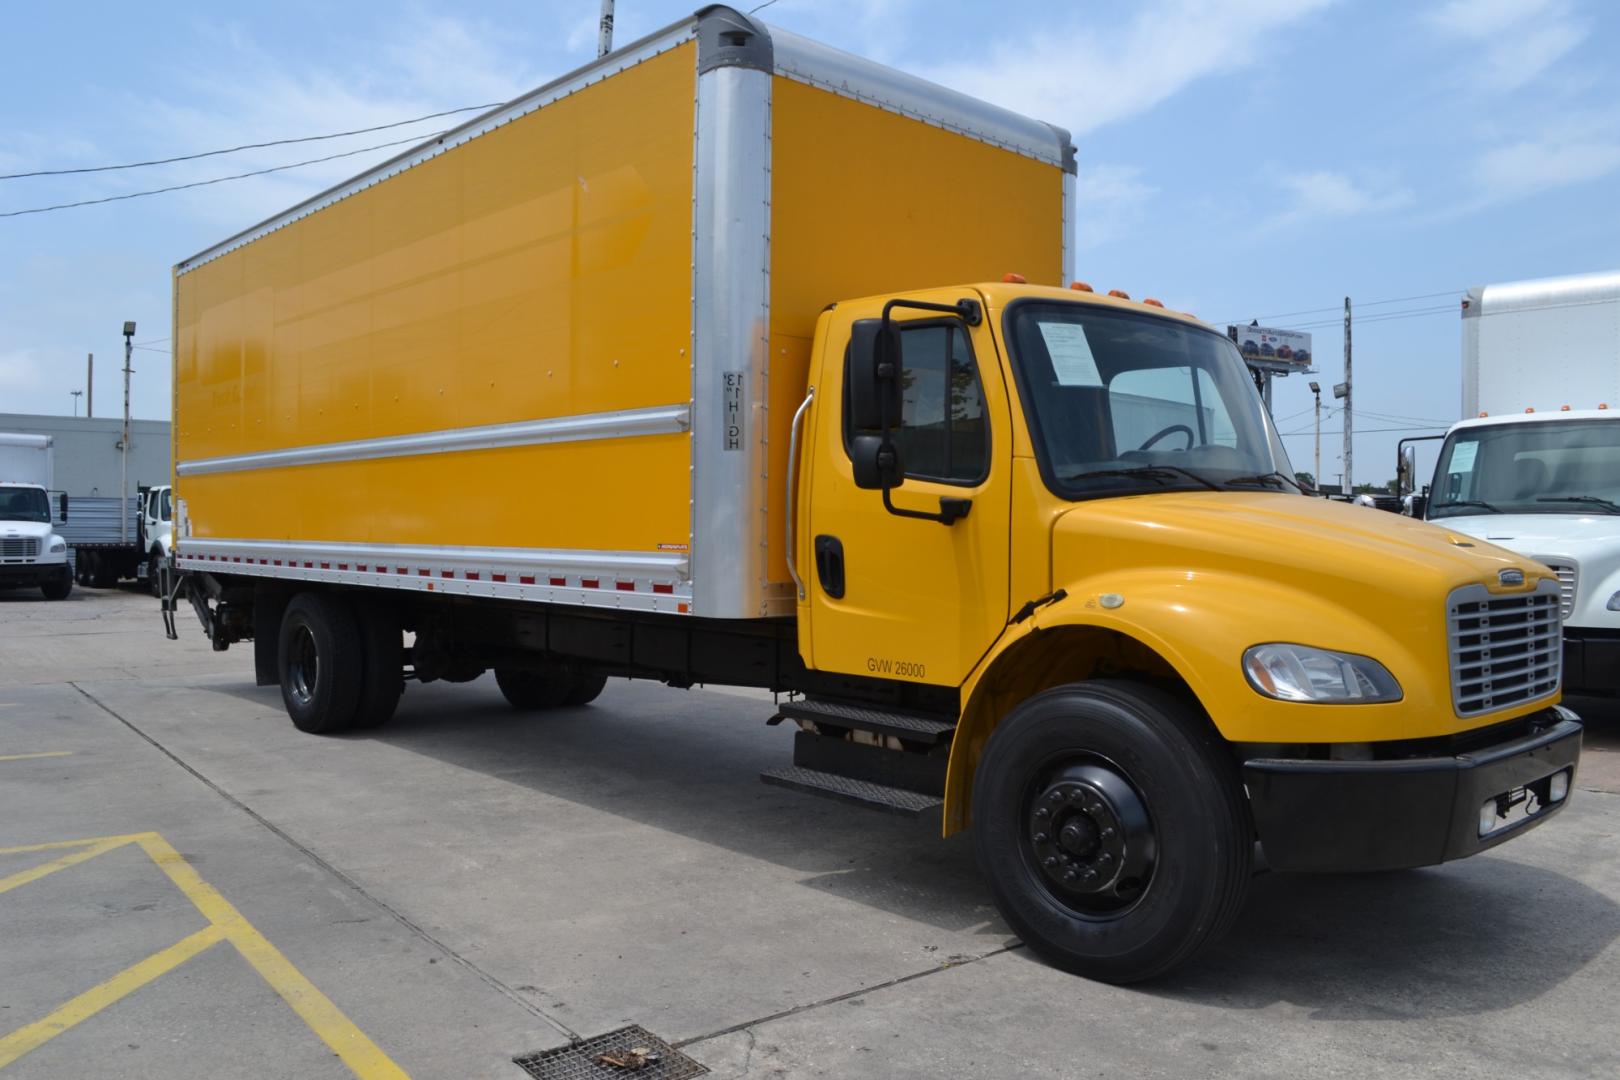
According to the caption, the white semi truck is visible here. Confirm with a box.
[1415,269,1620,697]
[0,433,74,600]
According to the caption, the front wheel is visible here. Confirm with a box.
[149,553,164,598]
[971,680,1251,983]
[40,566,72,601]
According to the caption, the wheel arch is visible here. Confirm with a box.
[943,614,1217,836]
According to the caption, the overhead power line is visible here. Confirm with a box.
[1212,290,1462,327]
[0,105,501,181]
[0,132,443,219]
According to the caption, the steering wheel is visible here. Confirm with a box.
[1137,424,1194,451]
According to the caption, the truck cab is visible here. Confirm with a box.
[1423,410,1619,696]
[0,482,72,600]
[141,484,173,596]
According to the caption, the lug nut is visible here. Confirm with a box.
[1034,832,1049,843]
[1101,827,1115,839]
[1042,856,1056,868]
[1063,870,1077,882]
[1099,853,1113,865]
[1034,807,1049,819]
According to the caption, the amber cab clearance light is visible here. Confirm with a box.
[1526,407,1535,413]
[1108,289,1131,299]
[1002,272,1027,283]
[1562,405,1571,411]
[1143,298,1165,308]
[1070,281,1094,292]
[1602,403,1611,410]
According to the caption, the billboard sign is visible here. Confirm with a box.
[1233,326,1312,368]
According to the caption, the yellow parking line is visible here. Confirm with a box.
[0,751,73,762]
[0,832,409,1078]
[0,924,227,1068]
[135,834,410,1080]
[0,837,136,896]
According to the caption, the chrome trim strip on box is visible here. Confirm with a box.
[176,538,693,615]
[765,24,1074,170]
[690,61,774,619]
[176,404,690,477]
[175,20,701,274]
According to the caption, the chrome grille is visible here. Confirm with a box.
[1534,559,1578,620]
[0,537,40,560]
[1448,580,1562,717]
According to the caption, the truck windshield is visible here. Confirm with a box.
[0,487,50,523]
[1429,419,1620,518]
[1005,302,1294,499]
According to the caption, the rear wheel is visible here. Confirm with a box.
[40,566,72,601]
[494,667,573,711]
[277,592,363,734]
[971,680,1251,983]
[351,602,404,730]
[562,674,608,706]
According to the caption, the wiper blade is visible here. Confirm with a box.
[1436,499,1503,513]
[1224,471,1303,492]
[1061,466,1222,491]
[1536,495,1620,514]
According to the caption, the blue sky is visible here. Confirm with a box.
[3,0,1616,487]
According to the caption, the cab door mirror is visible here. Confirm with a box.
[1397,445,1416,495]
[847,318,903,435]
[57,492,69,522]
[846,317,905,492]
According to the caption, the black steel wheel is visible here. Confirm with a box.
[277,592,364,734]
[972,680,1251,983]
[149,552,164,598]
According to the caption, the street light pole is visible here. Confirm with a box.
[1308,381,1321,487]
[598,0,614,56]
[121,321,135,545]
[70,390,83,417]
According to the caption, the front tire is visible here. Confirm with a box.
[277,592,364,734]
[971,680,1251,983]
[149,553,164,598]
[40,566,72,601]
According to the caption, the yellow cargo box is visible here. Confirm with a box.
[172,7,1072,619]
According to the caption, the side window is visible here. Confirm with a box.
[894,323,988,484]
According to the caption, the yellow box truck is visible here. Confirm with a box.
[165,6,1582,982]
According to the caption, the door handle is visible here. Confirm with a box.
[814,535,845,599]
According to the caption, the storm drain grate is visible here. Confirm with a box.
[514,1025,708,1080]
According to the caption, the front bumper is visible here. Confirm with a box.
[1243,707,1582,872]
[1564,633,1620,695]
[0,562,64,586]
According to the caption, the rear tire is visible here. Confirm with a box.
[562,674,608,706]
[351,602,404,730]
[40,566,72,601]
[971,680,1251,984]
[494,667,573,711]
[277,592,364,734]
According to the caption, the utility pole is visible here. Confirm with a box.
[1342,297,1353,493]
[121,321,135,545]
[87,354,93,417]
[1308,380,1322,487]
[598,0,614,56]
[70,390,83,417]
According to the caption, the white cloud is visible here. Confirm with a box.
[1468,113,1620,207]
[1077,163,1157,249]
[926,0,1336,136]
[1264,170,1412,230]
[1425,0,1587,93]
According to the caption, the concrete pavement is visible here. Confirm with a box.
[2,587,1617,1078]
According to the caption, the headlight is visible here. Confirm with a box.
[1243,643,1402,703]
[1608,590,1620,612]
[48,539,66,553]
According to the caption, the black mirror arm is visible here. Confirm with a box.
[881,485,971,526]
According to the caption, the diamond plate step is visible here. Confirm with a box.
[777,698,957,745]
[760,765,944,817]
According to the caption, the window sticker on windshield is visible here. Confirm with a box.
[1449,441,1479,473]
[1039,323,1102,386]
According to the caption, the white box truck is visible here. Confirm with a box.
[1417,269,1620,696]
[0,433,74,599]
